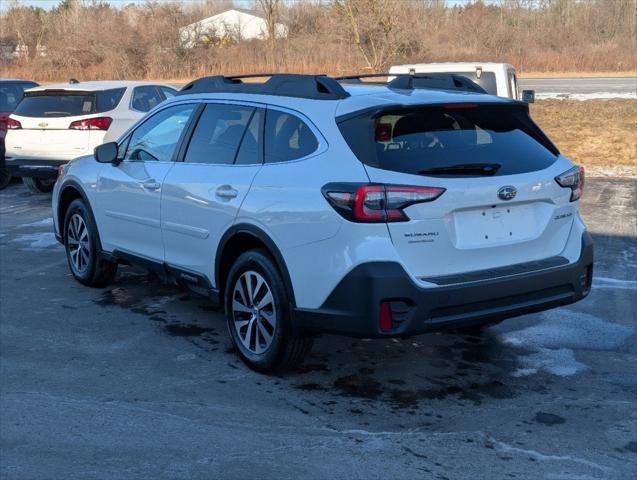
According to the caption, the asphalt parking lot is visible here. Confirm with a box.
[1,178,635,480]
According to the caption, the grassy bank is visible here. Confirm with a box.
[530,100,636,170]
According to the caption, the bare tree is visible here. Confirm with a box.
[257,0,282,44]
[333,0,407,71]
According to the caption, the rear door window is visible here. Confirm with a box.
[95,88,126,112]
[264,109,318,163]
[338,104,559,177]
[235,108,263,165]
[131,86,164,112]
[13,88,125,117]
[184,103,257,165]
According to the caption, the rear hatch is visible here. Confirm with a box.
[338,102,578,280]
[7,88,125,159]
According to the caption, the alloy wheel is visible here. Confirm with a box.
[67,213,91,273]
[231,270,277,354]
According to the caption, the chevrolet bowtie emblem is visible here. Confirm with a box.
[38,122,48,128]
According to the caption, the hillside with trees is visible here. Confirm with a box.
[1,0,635,81]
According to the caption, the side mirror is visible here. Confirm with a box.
[94,142,119,164]
[522,89,535,103]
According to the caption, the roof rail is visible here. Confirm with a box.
[335,73,391,84]
[178,74,350,100]
[335,73,487,94]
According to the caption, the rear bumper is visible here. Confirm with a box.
[294,231,594,337]
[4,157,67,178]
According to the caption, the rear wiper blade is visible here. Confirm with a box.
[418,163,501,176]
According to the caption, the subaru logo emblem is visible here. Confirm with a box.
[497,186,517,201]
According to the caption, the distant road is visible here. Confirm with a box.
[519,77,636,99]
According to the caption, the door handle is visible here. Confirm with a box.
[216,185,238,199]
[142,179,160,190]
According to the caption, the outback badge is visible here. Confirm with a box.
[497,186,517,201]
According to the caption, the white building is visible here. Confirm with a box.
[180,8,288,47]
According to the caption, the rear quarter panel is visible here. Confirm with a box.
[237,106,394,309]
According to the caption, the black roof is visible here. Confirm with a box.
[178,74,350,100]
[177,72,487,101]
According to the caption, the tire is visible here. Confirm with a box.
[23,176,55,194]
[225,249,312,373]
[0,170,11,190]
[63,199,117,287]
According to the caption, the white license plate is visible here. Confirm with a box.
[453,204,540,248]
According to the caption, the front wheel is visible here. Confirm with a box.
[23,176,55,194]
[64,199,118,287]
[225,249,312,373]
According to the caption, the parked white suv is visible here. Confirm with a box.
[52,74,593,372]
[5,80,177,193]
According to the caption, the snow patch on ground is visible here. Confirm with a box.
[502,309,634,351]
[512,348,587,377]
[501,309,634,377]
[12,232,59,249]
[22,217,54,228]
[537,92,637,101]
[593,276,637,290]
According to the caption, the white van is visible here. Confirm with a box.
[389,62,534,102]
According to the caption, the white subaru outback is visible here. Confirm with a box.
[52,73,593,372]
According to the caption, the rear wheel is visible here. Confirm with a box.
[64,199,117,287]
[23,176,55,194]
[225,249,312,373]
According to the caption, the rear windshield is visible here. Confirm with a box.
[14,88,126,117]
[338,104,559,177]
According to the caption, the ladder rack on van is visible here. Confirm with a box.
[178,74,351,100]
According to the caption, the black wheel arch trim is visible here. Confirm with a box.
[216,223,296,308]
[56,179,99,247]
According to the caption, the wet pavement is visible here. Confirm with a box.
[1,178,636,480]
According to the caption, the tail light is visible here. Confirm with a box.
[7,118,22,129]
[555,165,585,202]
[322,183,445,223]
[69,117,112,130]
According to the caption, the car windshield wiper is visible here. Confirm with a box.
[418,163,501,176]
